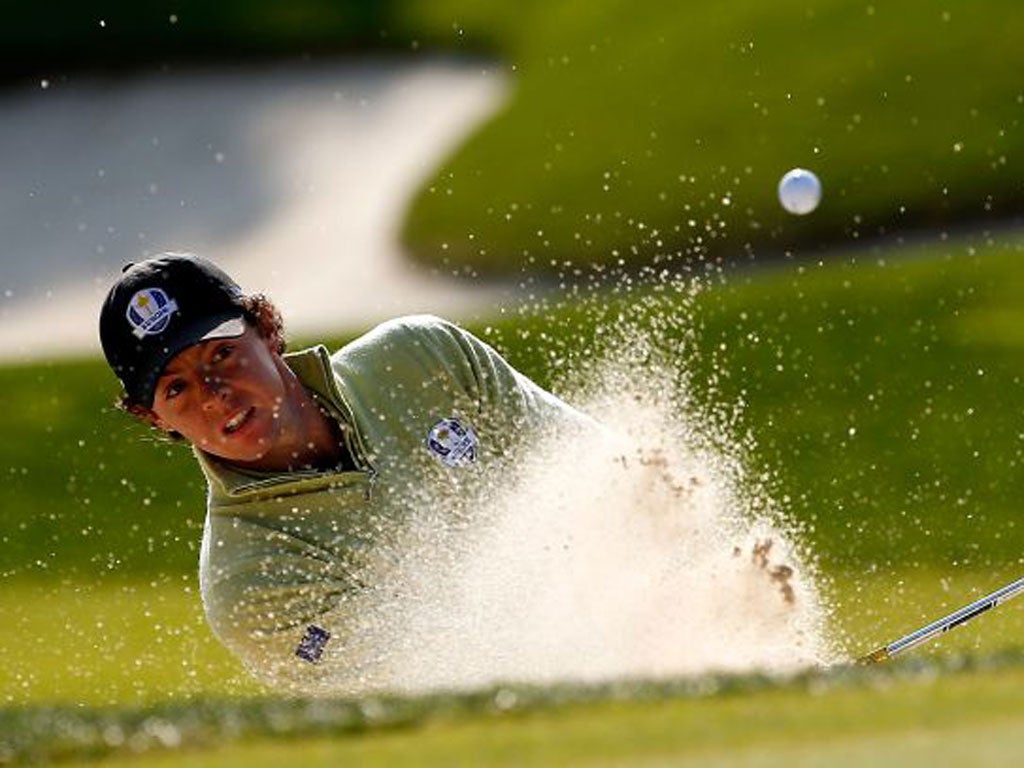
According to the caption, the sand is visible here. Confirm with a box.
[0,57,509,362]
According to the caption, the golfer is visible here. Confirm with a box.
[99,253,589,691]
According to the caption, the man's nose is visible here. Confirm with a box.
[199,376,230,410]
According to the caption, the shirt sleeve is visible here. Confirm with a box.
[342,314,597,441]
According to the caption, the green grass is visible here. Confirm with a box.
[400,0,1024,273]
[0,359,206,581]
[12,655,1024,767]
[0,579,263,707]
[694,236,1024,570]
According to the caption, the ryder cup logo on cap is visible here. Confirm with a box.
[426,417,478,467]
[126,287,179,339]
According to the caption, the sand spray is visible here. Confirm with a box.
[352,318,839,693]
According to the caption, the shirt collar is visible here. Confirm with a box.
[194,344,359,499]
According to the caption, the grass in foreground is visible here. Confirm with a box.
[8,652,1024,766]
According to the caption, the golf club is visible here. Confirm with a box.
[859,575,1024,663]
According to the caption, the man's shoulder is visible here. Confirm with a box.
[344,314,458,350]
[331,315,470,368]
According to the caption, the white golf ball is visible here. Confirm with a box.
[778,168,822,215]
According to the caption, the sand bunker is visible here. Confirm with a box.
[0,58,508,361]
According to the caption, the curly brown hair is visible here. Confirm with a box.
[239,293,286,354]
[117,293,287,430]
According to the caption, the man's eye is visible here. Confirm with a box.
[211,345,234,363]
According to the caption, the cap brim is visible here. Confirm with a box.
[132,311,246,407]
[199,316,246,341]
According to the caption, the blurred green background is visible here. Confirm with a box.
[4,0,1024,764]
[7,1,1024,274]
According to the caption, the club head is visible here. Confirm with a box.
[857,646,890,665]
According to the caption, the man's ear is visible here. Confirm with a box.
[259,330,279,354]
[127,403,173,434]
[254,322,284,357]
[150,413,176,434]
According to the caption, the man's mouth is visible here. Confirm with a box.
[223,407,254,435]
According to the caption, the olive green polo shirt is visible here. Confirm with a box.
[197,315,588,692]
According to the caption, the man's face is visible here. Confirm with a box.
[150,324,291,462]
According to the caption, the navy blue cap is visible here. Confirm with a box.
[99,254,246,407]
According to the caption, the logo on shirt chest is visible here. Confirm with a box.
[426,417,478,467]
[295,624,331,664]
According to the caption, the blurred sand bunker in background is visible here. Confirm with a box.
[0,58,508,361]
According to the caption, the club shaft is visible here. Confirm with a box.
[871,576,1024,661]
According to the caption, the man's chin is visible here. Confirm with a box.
[198,437,272,465]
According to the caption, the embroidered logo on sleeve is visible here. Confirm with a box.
[126,287,178,339]
[295,624,331,664]
[426,417,478,467]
